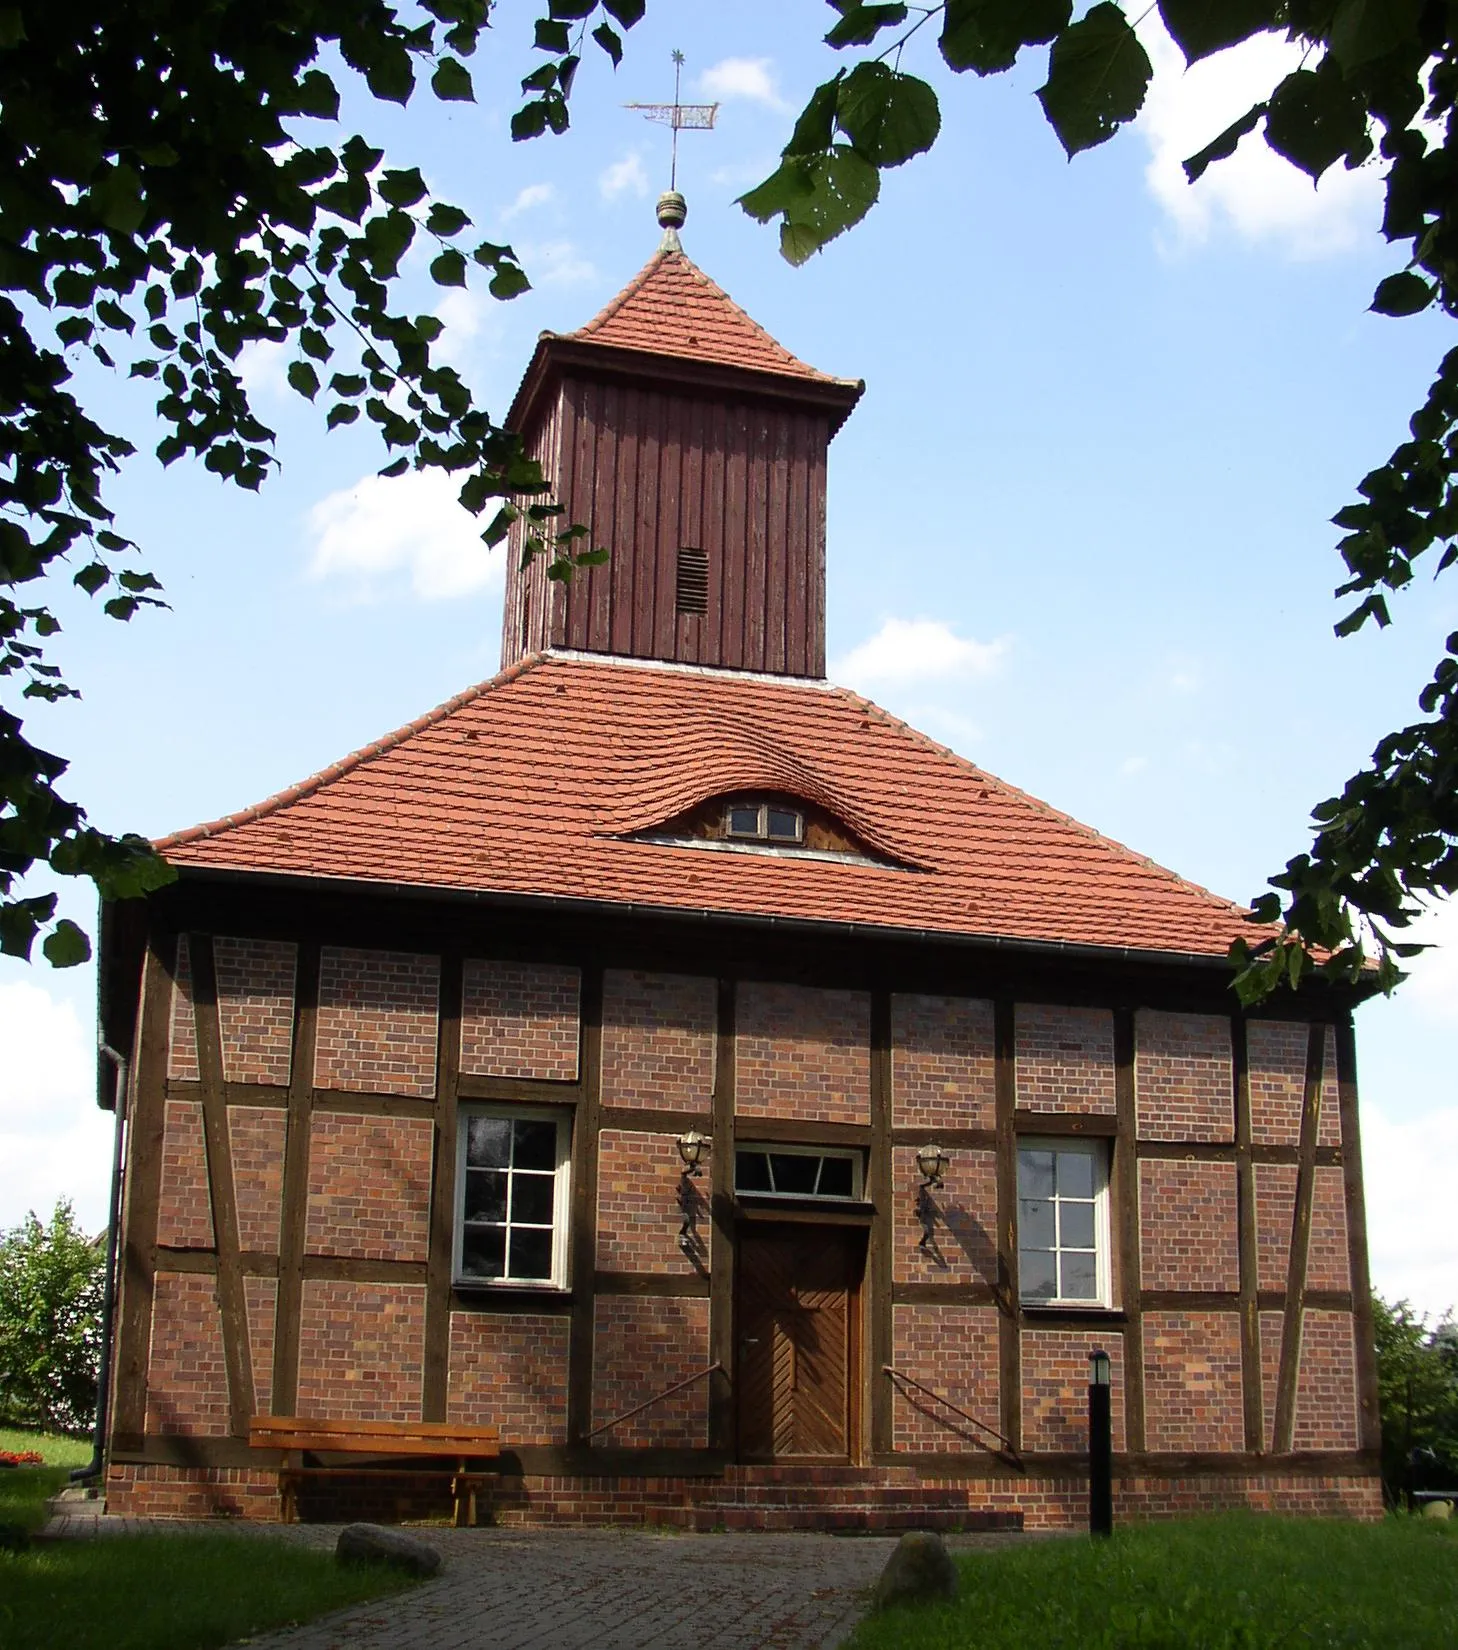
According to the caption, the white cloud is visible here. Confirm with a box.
[1134,18,1382,259]
[1120,755,1150,777]
[699,57,786,110]
[832,617,1010,690]
[305,468,504,602]
[1362,1100,1458,1313]
[0,982,112,1234]
[1399,898,1458,1027]
[520,239,598,288]
[599,151,649,202]
[501,182,555,222]
[237,338,289,400]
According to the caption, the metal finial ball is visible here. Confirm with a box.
[657,190,687,231]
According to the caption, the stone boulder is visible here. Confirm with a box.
[1421,1497,1453,1520]
[336,1522,443,1577]
[872,1530,959,1610]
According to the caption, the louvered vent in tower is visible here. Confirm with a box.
[676,546,709,616]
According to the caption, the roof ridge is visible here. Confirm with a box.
[824,682,1249,918]
[156,652,551,851]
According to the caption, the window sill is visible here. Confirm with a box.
[452,1279,570,1298]
[1020,1303,1127,1322]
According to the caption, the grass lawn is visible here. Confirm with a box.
[850,1514,1458,1650]
[0,1427,417,1650]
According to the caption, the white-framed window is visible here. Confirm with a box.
[735,1143,863,1201]
[454,1105,571,1287]
[1016,1137,1111,1307]
[725,801,804,844]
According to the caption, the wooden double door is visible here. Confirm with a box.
[734,1225,865,1461]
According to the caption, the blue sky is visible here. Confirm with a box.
[2,2,1453,1315]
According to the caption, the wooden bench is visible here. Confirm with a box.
[248,1417,500,1527]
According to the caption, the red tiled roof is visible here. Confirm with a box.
[160,653,1254,960]
[565,249,848,384]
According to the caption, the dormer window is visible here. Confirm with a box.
[726,801,804,844]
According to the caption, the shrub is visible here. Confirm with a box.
[0,1201,104,1435]
[1373,1293,1458,1504]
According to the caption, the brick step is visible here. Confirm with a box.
[699,1486,976,1509]
[724,1465,925,1486]
[657,1504,1022,1534]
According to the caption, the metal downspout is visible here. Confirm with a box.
[70,1042,128,1485]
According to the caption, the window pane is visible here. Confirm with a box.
[466,1116,512,1169]
[736,1150,772,1192]
[769,1153,819,1195]
[1057,1150,1094,1199]
[508,1227,553,1280]
[728,805,761,837]
[1060,1201,1096,1250]
[461,1226,505,1279]
[513,1118,557,1172]
[1022,1249,1057,1300]
[766,807,801,842]
[511,1171,555,1226]
[464,1169,507,1223]
[1018,1149,1055,1199]
[1061,1251,1098,1301]
[1019,1197,1055,1249]
[817,1156,854,1198]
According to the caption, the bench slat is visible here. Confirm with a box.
[250,1417,498,1458]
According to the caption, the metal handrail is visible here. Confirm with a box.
[883,1365,1023,1468]
[583,1361,725,1443]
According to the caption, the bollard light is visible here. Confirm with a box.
[1090,1348,1111,1388]
[1088,1347,1113,1539]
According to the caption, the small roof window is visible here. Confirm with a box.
[726,801,803,844]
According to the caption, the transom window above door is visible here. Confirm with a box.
[735,1144,863,1201]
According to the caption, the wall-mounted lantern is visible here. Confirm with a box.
[915,1143,950,1250]
[677,1131,710,1255]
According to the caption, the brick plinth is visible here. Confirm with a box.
[105,1463,281,1520]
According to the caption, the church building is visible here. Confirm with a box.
[97,195,1383,1528]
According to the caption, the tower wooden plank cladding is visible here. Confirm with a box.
[101,205,1382,1531]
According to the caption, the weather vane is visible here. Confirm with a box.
[624,50,718,192]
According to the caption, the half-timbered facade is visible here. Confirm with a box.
[97,197,1382,1528]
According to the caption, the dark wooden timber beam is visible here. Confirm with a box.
[1272,1021,1326,1453]
[707,979,736,1452]
[423,954,462,1421]
[566,966,604,1444]
[270,942,320,1418]
[868,989,894,1457]
[1113,1008,1146,1454]
[1335,1020,1382,1453]
[994,998,1022,1454]
[1233,1012,1264,1453]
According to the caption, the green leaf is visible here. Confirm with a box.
[1265,68,1369,179]
[432,57,475,102]
[365,45,415,105]
[1157,0,1279,64]
[0,8,25,46]
[489,263,531,299]
[427,202,472,236]
[299,327,331,361]
[592,22,623,66]
[941,0,1071,75]
[603,0,645,23]
[287,360,320,399]
[1183,102,1265,182]
[379,168,428,208]
[824,4,908,49]
[1328,0,1423,75]
[1371,271,1434,317]
[512,101,551,141]
[326,402,361,428]
[87,163,146,234]
[431,249,468,286]
[378,456,410,478]
[535,18,571,52]
[785,75,843,156]
[73,563,110,595]
[42,919,90,968]
[549,0,595,15]
[835,64,940,168]
[293,69,340,119]
[741,148,881,265]
[1036,2,1153,157]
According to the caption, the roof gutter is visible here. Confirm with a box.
[172,864,1261,978]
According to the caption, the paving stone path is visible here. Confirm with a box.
[40,1505,1035,1649]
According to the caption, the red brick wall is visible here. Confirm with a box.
[601,970,715,1114]
[1022,1328,1126,1453]
[736,983,870,1124]
[1255,1163,1296,1291]
[229,1106,286,1255]
[304,1114,433,1262]
[215,936,296,1086]
[155,1099,213,1249]
[1138,1159,1238,1292]
[106,1464,281,1520]
[1015,1005,1116,1115]
[1260,1308,1284,1449]
[246,1275,277,1417]
[892,1146,997,1287]
[168,934,199,1082]
[447,1312,570,1442]
[596,1130,709,1275]
[890,994,995,1131]
[296,1280,426,1422]
[1135,1011,1233,1141]
[1142,1310,1244,1452]
[890,1304,1000,1452]
[1294,1310,1360,1450]
[145,1272,229,1436]
[1247,1020,1307,1146]
[591,1296,710,1447]
[461,959,580,1081]
[313,946,439,1097]
[1319,1025,1342,1147]
[1307,1166,1351,1292]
